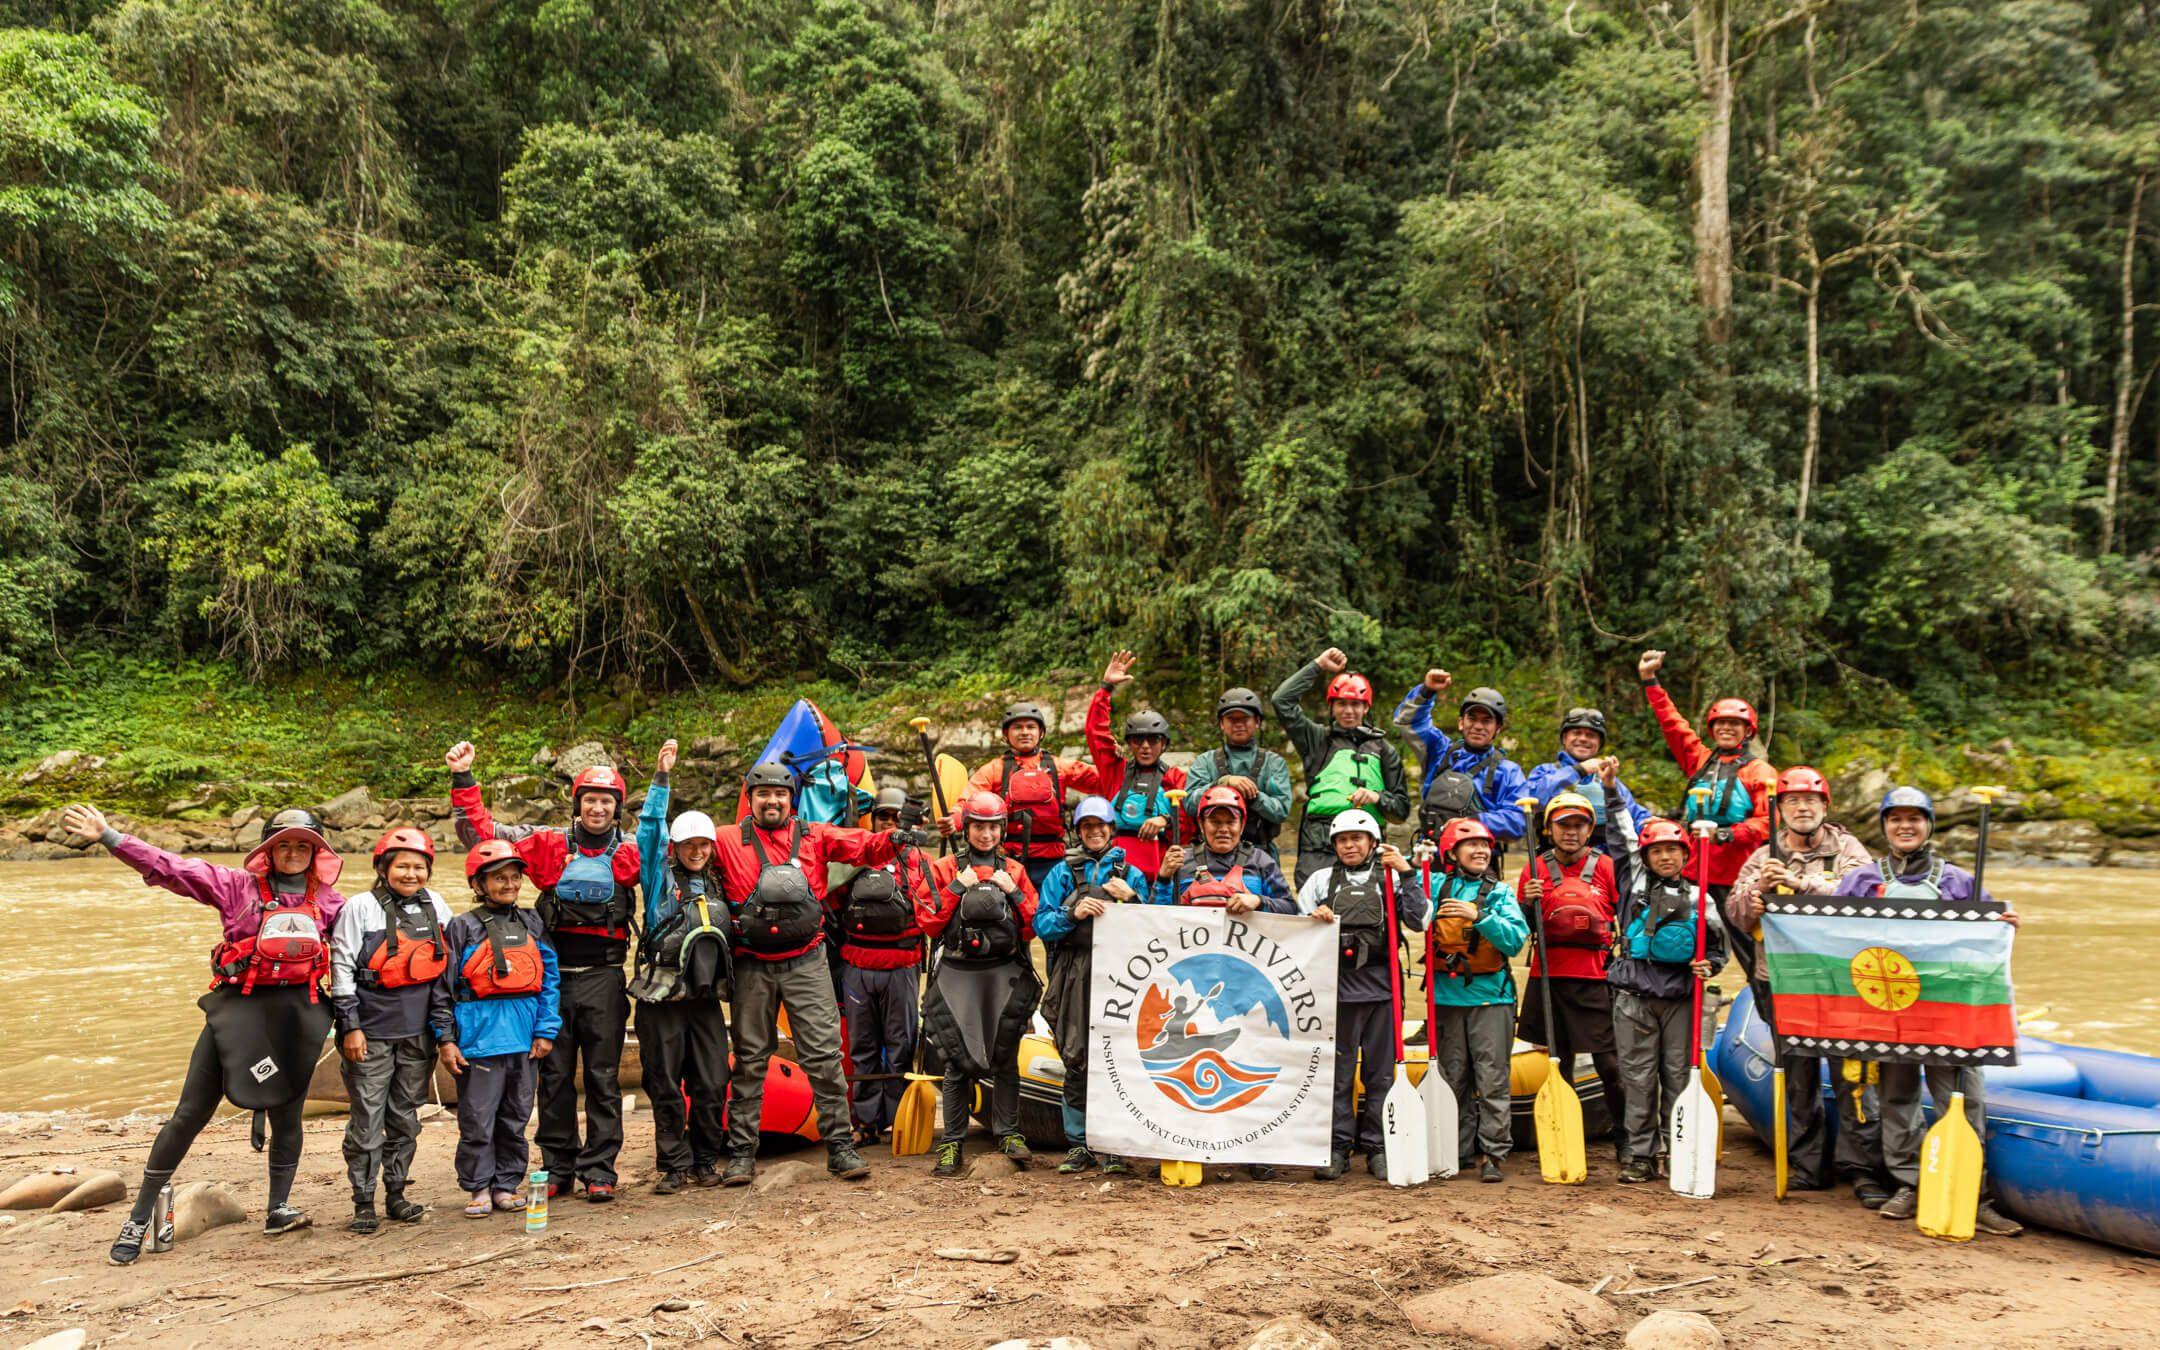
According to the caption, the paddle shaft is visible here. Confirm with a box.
[1971,792,1995,901]
[1385,866,1406,1062]
[1423,858,1439,1049]
[1689,823,1709,1064]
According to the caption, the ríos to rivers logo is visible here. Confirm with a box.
[1135,954,1289,1113]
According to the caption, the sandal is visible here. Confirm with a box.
[492,1190,527,1212]
[463,1192,493,1218]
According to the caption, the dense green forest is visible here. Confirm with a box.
[3,0,2158,721]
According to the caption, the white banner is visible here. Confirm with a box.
[1085,904,1338,1166]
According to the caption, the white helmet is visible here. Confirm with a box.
[1328,809,1382,841]
[669,810,718,845]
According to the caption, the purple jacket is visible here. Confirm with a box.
[112,835,348,941]
[1829,850,1998,909]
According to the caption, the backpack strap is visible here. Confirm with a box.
[1213,746,1232,779]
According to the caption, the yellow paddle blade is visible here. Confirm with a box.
[1918,1090,1983,1241]
[890,1080,938,1157]
[1698,1052,1726,1155]
[1772,1068,1789,1201]
[934,753,971,823]
[1159,1160,1204,1187]
[1533,1058,1587,1184]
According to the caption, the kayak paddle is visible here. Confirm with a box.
[1417,855,1461,1179]
[1917,1089,1983,1240]
[1158,788,1204,1189]
[1518,795,1585,1184]
[1381,865,1430,1187]
[1917,784,2004,1239]
[1766,786,1789,1200]
[1668,813,1719,1200]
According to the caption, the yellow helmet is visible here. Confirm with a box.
[1543,791,1596,827]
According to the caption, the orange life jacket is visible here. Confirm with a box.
[461,908,546,999]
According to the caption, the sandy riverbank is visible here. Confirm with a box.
[2,1105,2156,1348]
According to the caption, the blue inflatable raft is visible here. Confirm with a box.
[1712,985,2160,1255]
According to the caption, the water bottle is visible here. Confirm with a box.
[524,1169,548,1233]
[148,1183,174,1252]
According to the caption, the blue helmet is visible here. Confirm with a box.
[1071,795,1116,828]
[1878,786,1934,823]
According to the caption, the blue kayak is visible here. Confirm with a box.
[1712,985,2160,1254]
[735,697,874,824]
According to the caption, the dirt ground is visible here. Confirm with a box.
[2,1103,2157,1350]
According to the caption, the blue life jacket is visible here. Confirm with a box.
[1684,756,1753,827]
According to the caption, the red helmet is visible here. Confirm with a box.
[464,839,525,882]
[1776,766,1830,803]
[1704,698,1758,737]
[959,791,1009,825]
[1325,672,1374,705]
[1437,817,1495,857]
[570,764,627,803]
[1194,785,1247,821]
[1638,818,1688,849]
[372,826,435,868]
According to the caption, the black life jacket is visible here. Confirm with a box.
[737,820,823,955]
[1421,748,1502,835]
[840,863,919,951]
[945,855,1023,965]
[537,829,634,941]
[1326,863,1389,969]
[633,865,733,1001]
[1207,747,1286,851]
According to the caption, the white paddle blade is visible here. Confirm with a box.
[1383,1068,1431,1186]
[1668,1070,1719,1199]
[1419,1063,1460,1178]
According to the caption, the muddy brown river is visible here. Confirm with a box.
[1,858,2154,1116]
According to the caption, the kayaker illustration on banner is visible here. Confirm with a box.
[1086,905,1336,1167]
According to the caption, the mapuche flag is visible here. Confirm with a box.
[1760,895,2018,1066]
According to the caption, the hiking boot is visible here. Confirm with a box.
[1246,1165,1282,1182]
[384,1191,425,1223]
[828,1143,871,1180]
[347,1202,379,1234]
[1098,1154,1130,1176]
[1879,1186,1919,1221]
[933,1141,964,1177]
[1975,1202,2025,1237]
[1312,1150,1348,1181]
[1480,1157,1503,1183]
[721,1154,756,1187]
[1058,1146,1098,1175]
[584,1181,615,1204]
[547,1178,570,1199]
[998,1133,1033,1166]
[1618,1158,1653,1184]
[653,1171,687,1195]
[264,1206,311,1236]
[108,1218,147,1266]
[1366,1150,1386,1178]
[1854,1179,1892,1210]
[690,1166,722,1189]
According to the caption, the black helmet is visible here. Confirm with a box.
[1123,710,1172,744]
[266,807,327,839]
[1460,687,1508,726]
[742,759,795,792]
[872,787,910,816]
[1000,702,1048,733]
[1215,687,1264,720]
[1558,707,1607,743]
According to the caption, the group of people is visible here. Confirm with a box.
[72,645,2025,1267]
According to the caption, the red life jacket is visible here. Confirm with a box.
[1181,853,1251,907]
[996,752,1065,858]
[1534,851,1614,949]
[360,889,448,990]
[462,908,547,999]
[210,880,329,1000]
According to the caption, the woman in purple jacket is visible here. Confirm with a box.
[63,803,349,1265]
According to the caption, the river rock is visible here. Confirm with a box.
[532,745,557,768]
[965,1153,1022,1182]
[0,1170,83,1210]
[750,1160,823,1193]
[172,1180,248,1240]
[48,1170,125,1213]
[988,1340,1094,1350]
[19,1330,89,1350]
[1990,817,2108,866]
[228,804,261,829]
[1243,1314,1341,1349]
[18,750,81,784]
[318,786,381,830]
[1401,1272,1620,1348]
[1626,1310,1724,1350]
[234,817,266,849]
[553,741,613,782]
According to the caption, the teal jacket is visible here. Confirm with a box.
[1421,869,1529,1009]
